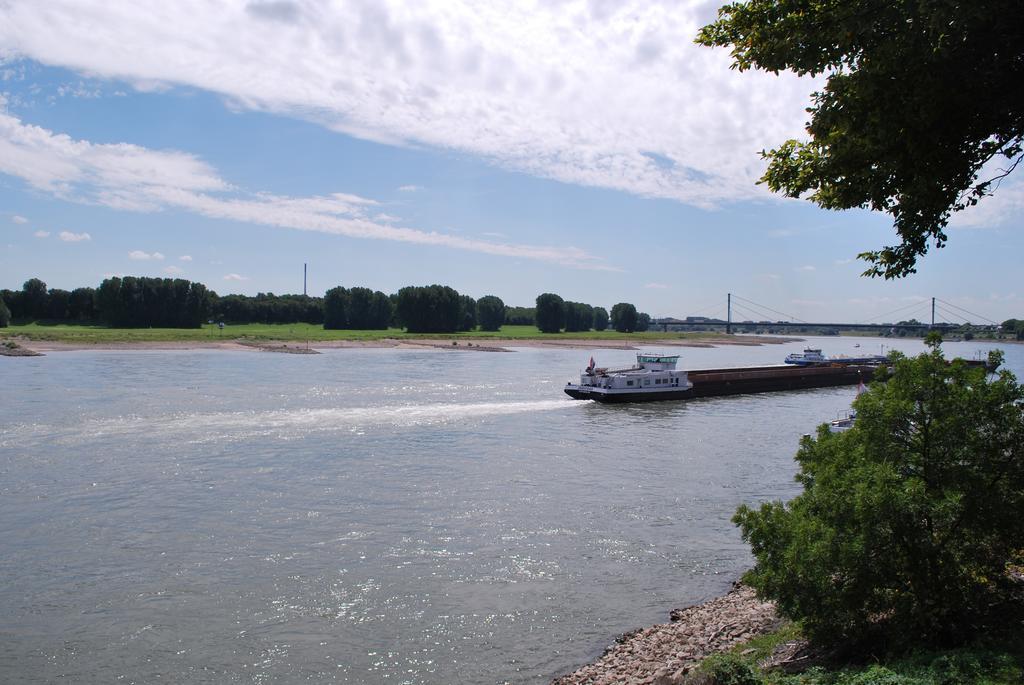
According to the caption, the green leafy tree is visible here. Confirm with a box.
[504,305,535,326]
[0,296,10,327]
[67,286,97,321]
[697,1,1024,279]
[458,294,477,331]
[395,285,462,333]
[1,289,23,320]
[347,287,375,328]
[592,306,609,331]
[22,278,48,320]
[1002,318,1024,340]
[535,293,565,333]
[46,288,71,320]
[477,295,505,331]
[95,276,210,327]
[369,291,392,329]
[735,340,1024,649]
[610,302,638,333]
[183,281,212,327]
[636,312,651,332]
[563,301,594,333]
[323,287,349,329]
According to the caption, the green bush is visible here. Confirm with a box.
[736,339,1024,649]
[763,647,1023,685]
[692,654,761,685]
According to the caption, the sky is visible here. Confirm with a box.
[0,0,1021,325]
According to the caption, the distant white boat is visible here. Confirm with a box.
[829,411,857,433]
[785,347,888,366]
[828,379,866,433]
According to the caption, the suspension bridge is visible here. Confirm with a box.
[654,294,1005,334]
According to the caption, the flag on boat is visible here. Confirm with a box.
[587,356,595,370]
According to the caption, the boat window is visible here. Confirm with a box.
[644,379,650,385]
[626,380,634,386]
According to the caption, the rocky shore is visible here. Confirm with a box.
[552,584,780,685]
[0,340,43,356]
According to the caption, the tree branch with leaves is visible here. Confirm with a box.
[697,0,1024,278]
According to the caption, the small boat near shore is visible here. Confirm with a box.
[829,411,857,432]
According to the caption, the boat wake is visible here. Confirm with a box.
[3,399,580,446]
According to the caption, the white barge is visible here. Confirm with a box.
[564,354,694,403]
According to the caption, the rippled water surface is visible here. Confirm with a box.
[1,337,1019,683]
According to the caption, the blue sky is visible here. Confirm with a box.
[1,1,1021,324]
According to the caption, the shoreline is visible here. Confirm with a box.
[551,583,782,685]
[2,334,796,355]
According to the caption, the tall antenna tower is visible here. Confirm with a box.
[303,263,307,296]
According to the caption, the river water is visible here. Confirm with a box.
[1,336,1019,684]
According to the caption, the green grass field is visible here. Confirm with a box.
[1,322,730,344]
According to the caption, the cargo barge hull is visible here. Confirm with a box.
[564,363,877,403]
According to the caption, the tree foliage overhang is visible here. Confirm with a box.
[697,0,1024,278]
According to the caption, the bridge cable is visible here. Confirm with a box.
[934,304,970,325]
[684,301,728,319]
[934,299,1001,326]
[729,303,777,324]
[853,299,931,325]
[725,301,772,324]
[730,294,809,324]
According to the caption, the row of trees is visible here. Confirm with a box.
[534,294,650,334]
[1001,318,1024,340]
[96,277,212,328]
[324,287,393,330]
[1,278,319,328]
[2,277,653,335]
[2,278,99,322]
[215,293,323,325]
[323,286,509,333]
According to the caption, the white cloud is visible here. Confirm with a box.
[768,229,794,238]
[397,185,423,192]
[33,229,49,238]
[129,250,165,260]
[11,214,28,224]
[796,265,816,272]
[163,264,184,275]
[644,282,669,289]
[949,173,1024,229]
[179,254,192,261]
[834,258,855,265]
[0,108,613,269]
[223,273,248,281]
[59,230,90,241]
[0,1,817,207]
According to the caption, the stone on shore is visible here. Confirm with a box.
[552,585,778,685]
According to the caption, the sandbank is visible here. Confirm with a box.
[7,334,795,355]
